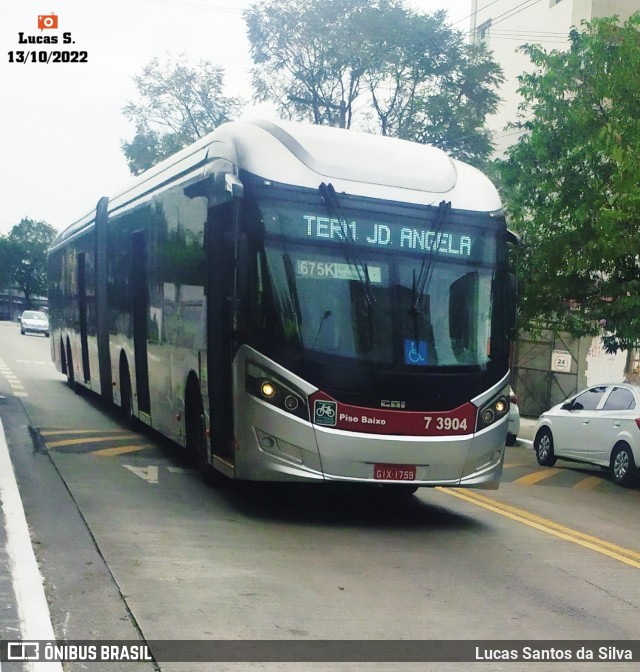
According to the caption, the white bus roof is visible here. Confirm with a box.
[57,119,502,243]
[216,120,502,212]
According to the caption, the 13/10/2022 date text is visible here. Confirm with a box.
[8,51,88,64]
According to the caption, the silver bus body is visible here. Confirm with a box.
[48,120,513,491]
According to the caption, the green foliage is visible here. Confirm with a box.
[244,0,502,166]
[498,15,640,351]
[0,218,57,307]
[122,55,244,175]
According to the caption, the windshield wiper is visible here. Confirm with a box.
[411,200,451,315]
[283,252,303,332]
[312,309,332,350]
[408,200,451,346]
[318,182,376,307]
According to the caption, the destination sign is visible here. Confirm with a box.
[302,215,472,257]
[260,204,494,262]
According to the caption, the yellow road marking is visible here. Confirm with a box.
[503,462,528,468]
[46,435,140,449]
[438,487,640,569]
[40,429,135,437]
[93,444,154,457]
[514,467,561,485]
[572,475,603,491]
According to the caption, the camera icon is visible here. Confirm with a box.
[7,642,40,661]
[37,13,58,30]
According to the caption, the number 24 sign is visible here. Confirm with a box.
[552,350,572,372]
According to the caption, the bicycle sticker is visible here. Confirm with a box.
[314,400,337,426]
[404,339,428,366]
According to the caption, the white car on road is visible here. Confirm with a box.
[533,383,640,487]
[20,310,50,337]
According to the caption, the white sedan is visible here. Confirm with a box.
[533,383,640,487]
[20,310,50,337]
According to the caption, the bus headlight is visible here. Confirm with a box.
[476,387,510,432]
[246,362,309,421]
[260,381,276,399]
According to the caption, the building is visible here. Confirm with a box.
[0,286,47,321]
[469,0,640,155]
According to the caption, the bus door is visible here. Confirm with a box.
[95,197,113,402]
[205,201,235,461]
[131,230,151,416]
[77,252,91,384]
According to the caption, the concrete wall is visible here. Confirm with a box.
[584,336,628,387]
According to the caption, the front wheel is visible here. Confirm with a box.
[534,428,557,467]
[610,443,637,487]
[120,366,136,428]
[186,401,223,486]
[65,342,78,392]
[506,433,517,446]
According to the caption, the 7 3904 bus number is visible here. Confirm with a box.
[424,416,468,432]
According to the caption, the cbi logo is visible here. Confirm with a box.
[38,13,58,30]
[381,399,406,409]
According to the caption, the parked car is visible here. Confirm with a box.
[507,387,520,446]
[533,383,640,487]
[20,310,49,337]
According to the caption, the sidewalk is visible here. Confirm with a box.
[518,416,538,443]
[0,411,62,672]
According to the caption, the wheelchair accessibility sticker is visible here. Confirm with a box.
[314,400,337,426]
[404,339,428,366]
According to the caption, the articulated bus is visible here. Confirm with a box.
[48,119,517,493]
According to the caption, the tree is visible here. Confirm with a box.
[1,218,57,307]
[246,0,373,129]
[498,15,640,350]
[122,55,244,174]
[244,0,502,165]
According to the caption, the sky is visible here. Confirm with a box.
[0,0,472,236]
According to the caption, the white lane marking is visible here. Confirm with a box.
[123,464,159,483]
[0,417,63,671]
[0,365,29,398]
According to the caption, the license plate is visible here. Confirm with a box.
[373,464,416,481]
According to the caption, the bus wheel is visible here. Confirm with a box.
[120,364,136,428]
[60,340,67,374]
[65,341,77,393]
[186,402,220,485]
[187,409,208,477]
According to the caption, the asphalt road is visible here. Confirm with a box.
[1,321,639,672]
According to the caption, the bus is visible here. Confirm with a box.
[48,119,518,493]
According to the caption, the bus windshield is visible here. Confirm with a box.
[244,190,507,372]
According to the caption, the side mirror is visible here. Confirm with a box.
[225,174,244,199]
